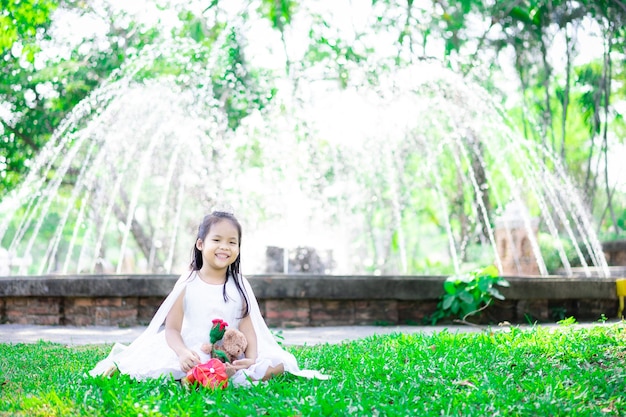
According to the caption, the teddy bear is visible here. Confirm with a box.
[217,328,248,363]
[201,318,248,363]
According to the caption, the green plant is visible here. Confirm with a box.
[557,316,578,326]
[538,233,578,273]
[429,264,509,324]
[617,208,626,232]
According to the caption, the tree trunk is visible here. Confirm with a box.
[539,32,555,153]
[601,25,618,233]
[560,28,573,161]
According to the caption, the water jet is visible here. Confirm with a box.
[0,35,610,278]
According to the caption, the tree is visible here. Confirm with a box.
[2,0,625,275]
[0,1,159,194]
[0,0,59,191]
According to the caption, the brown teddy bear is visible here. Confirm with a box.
[201,318,248,363]
[219,328,248,363]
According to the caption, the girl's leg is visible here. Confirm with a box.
[104,365,119,377]
[262,363,284,381]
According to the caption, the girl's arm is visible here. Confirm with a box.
[226,314,257,374]
[165,289,200,372]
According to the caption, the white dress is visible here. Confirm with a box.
[89,271,327,385]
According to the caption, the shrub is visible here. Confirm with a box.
[429,264,509,324]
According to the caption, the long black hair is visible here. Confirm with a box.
[189,211,250,318]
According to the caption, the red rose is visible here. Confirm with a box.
[209,319,229,343]
[211,318,228,331]
[185,358,228,389]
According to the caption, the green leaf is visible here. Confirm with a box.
[458,291,474,305]
[480,264,499,278]
[442,294,455,310]
[188,18,206,42]
[443,281,458,294]
[490,289,505,300]
[477,277,491,292]
[509,6,535,26]
[450,299,460,314]
[391,230,399,251]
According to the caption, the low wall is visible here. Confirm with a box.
[0,275,621,327]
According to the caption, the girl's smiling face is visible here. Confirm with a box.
[196,219,240,275]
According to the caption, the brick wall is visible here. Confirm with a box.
[0,275,621,327]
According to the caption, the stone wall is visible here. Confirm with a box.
[0,275,621,327]
[603,240,626,266]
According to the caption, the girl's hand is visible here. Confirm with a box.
[178,349,201,373]
[225,358,255,376]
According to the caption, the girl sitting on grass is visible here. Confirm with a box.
[90,211,327,386]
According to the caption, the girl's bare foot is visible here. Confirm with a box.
[262,363,284,381]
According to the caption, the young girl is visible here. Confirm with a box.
[90,211,327,385]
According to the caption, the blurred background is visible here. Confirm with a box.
[0,0,624,277]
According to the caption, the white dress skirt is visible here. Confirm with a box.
[89,271,328,386]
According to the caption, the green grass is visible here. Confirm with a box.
[1,323,624,416]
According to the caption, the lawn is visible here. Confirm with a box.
[0,322,624,416]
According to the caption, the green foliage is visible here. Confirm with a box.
[617,208,626,232]
[509,5,541,26]
[0,0,58,193]
[0,2,279,195]
[302,17,371,88]
[0,0,58,59]
[538,233,578,273]
[1,324,625,416]
[429,265,509,324]
[210,28,277,130]
[0,3,160,195]
[153,12,277,132]
[2,0,626,261]
[258,0,296,31]
[557,316,577,326]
